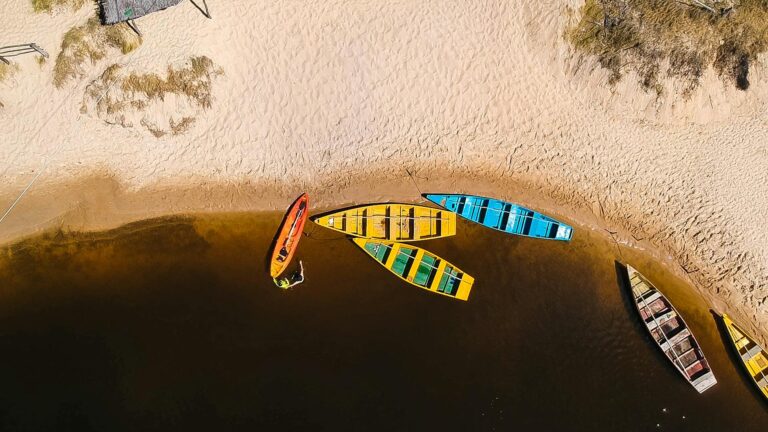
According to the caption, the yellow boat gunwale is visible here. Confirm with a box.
[311,203,456,241]
[721,313,768,400]
[352,238,473,301]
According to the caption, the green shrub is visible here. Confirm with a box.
[31,0,87,13]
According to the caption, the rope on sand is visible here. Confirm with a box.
[0,159,51,225]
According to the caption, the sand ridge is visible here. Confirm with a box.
[1,1,766,338]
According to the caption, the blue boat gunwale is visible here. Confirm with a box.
[421,193,573,241]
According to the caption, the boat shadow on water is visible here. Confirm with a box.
[614,261,651,337]
[710,310,768,411]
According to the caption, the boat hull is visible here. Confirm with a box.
[312,203,456,241]
[270,193,309,278]
[625,264,717,393]
[423,194,572,241]
[721,314,768,401]
[353,238,473,301]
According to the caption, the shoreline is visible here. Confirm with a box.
[2,0,766,344]
[1,168,765,345]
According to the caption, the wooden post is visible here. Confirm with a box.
[30,43,49,58]
[190,0,211,18]
[125,19,142,36]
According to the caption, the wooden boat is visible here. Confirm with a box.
[270,193,309,278]
[626,265,717,393]
[311,203,456,241]
[423,194,573,241]
[353,238,473,301]
[721,313,768,401]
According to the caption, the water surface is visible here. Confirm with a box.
[0,213,766,431]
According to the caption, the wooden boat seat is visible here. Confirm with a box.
[660,317,683,335]
[364,242,391,263]
[755,354,768,369]
[391,247,416,277]
[756,376,768,389]
[642,306,673,323]
[678,348,700,367]
[657,327,690,350]
[437,267,460,296]
[646,311,677,330]
[413,255,438,287]
[685,360,705,377]
[677,346,697,363]
[671,338,694,356]
[741,344,763,361]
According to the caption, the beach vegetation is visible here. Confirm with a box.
[0,62,20,109]
[119,56,222,108]
[31,0,88,13]
[567,0,768,95]
[54,18,142,87]
[0,62,18,83]
[170,116,196,135]
[141,120,167,138]
[81,57,221,137]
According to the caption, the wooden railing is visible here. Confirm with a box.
[0,43,48,64]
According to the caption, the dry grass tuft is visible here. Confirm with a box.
[120,56,222,108]
[54,17,142,87]
[170,116,196,135]
[31,0,87,13]
[0,62,20,107]
[82,57,221,136]
[0,62,19,83]
[141,120,167,138]
[567,0,768,95]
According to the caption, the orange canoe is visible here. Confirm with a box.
[270,193,309,277]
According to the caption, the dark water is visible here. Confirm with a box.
[0,212,767,431]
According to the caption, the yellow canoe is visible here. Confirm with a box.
[353,238,473,301]
[722,313,768,400]
[311,203,456,241]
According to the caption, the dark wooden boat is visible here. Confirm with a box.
[626,265,717,393]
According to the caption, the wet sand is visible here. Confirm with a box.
[0,214,766,430]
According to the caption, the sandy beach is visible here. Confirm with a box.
[1,0,766,341]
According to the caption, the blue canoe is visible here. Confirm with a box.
[423,194,573,241]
